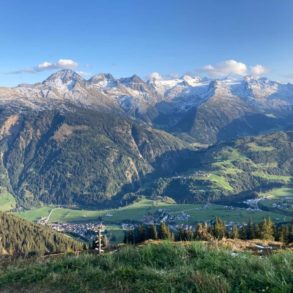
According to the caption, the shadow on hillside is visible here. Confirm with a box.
[107,146,210,207]
[217,113,293,143]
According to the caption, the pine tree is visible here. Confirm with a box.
[254,223,260,239]
[158,223,172,240]
[259,218,275,241]
[147,224,158,240]
[177,227,193,241]
[288,221,293,243]
[137,224,146,243]
[239,225,247,240]
[176,227,185,241]
[279,225,289,244]
[246,220,255,240]
[231,224,239,239]
[124,229,134,244]
[185,227,193,241]
[213,218,226,239]
[194,222,213,241]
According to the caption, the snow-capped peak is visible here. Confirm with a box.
[119,75,145,86]
[44,69,83,84]
[42,69,84,91]
[2,69,293,117]
[88,73,117,88]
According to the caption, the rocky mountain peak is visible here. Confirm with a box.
[88,73,117,88]
[44,69,83,84]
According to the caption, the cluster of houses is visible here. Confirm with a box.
[38,220,103,239]
[271,198,293,210]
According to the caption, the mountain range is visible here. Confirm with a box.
[0,69,293,207]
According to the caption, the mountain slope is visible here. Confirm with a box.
[1,70,293,145]
[0,211,82,256]
[1,70,293,207]
[141,129,293,203]
[153,78,293,144]
[0,105,187,207]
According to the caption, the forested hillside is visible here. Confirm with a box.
[143,130,293,203]
[0,107,186,207]
[0,212,82,256]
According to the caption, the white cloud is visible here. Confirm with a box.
[37,61,53,70]
[9,59,78,74]
[251,64,267,77]
[149,72,163,80]
[36,59,78,71]
[201,60,248,77]
[56,59,78,69]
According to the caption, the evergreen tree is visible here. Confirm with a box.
[177,227,193,241]
[213,218,226,239]
[194,222,213,241]
[176,227,185,241]
[239,225,247,240]
[254,223,261,239]
[259,218,275,241]
[288,221,293,243]
[136,224,146,243]
[279,225,289,244]
[246,220,255,240]
[147,224,158,240]
[158,223,172,240]
[124,229,134,244]
[231,224,239,239]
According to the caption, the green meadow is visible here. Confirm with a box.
[0,191,16,212]
[14,198,292,226]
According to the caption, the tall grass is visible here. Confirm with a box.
[0,242,292,292]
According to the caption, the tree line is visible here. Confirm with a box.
[124,218,293,244]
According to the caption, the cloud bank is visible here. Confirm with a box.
[250,64,267,77]
[200,60,267,78]
[10,59,78,74]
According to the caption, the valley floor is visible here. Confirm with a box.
[13,196,293,244]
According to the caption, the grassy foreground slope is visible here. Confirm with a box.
[0,242,292,292]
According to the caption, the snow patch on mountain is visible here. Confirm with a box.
[0,70,292,117]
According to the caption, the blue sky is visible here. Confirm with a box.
[1,0,293,86]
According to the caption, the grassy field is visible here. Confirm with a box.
[14,198,292,226]
[14,206,53,221]
[0,190,16,212]
[258,187,293,216]
[259,187,293,199]
[252,172,292,183]
[0,241,292,292]
[14,199,172,223]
